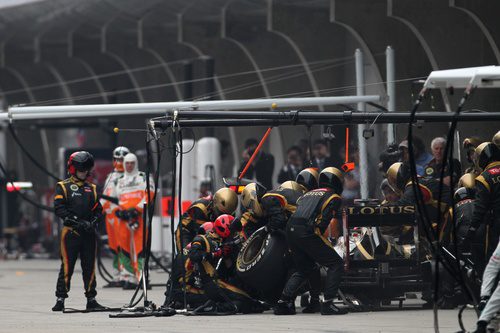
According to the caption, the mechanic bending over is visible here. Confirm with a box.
[274,167,347,316]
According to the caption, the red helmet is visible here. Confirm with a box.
[198,222,214,235]
[214,214,234,239]
[67,151,94,178]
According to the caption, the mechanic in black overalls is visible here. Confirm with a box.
[274,167,347,315]
[52,151,104,312]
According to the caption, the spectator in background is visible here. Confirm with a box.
[424,137,461,187]
[339,145,360,204]
[378,142,401,175]
[220,139,234,178]
[238,138,275,190]
[277,146,303,184]
[297,138,311,166]
[399,137,432,176]
[311,139,334,170]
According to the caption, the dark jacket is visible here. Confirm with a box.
[54,176,102,222]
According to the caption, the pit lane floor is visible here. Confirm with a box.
[0,259,477,333]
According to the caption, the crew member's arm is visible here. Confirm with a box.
[177,205,210,247]
[188,235,210,264]
[317,194,341,233]
[470,175,491,233]
[261,194,287,231]
[54,182,72,219]
[90,184,104,223]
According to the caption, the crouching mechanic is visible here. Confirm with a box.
[185,215,262,314]
[52,151,104,311]
[100,146,129,287]
[274,167,347,315]
[175,188,238,252]
[112,153,154,289]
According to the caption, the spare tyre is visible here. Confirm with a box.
[236,227,289,302]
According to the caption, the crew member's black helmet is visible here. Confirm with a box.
[296,168,319,191]
[67,151,94,176]
[386,162,411,193]
[318,167,343,193]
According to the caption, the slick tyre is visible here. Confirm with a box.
[236,228,288,302]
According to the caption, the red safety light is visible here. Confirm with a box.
[6,182,33,192]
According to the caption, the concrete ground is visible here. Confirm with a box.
[0,259,477,333]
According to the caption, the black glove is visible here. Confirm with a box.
[63,216,80,228]
[229,218,243,232]
[128,208,139,219]
[80,219,94,233]
[115,210,130,220]
[478,296,489,312]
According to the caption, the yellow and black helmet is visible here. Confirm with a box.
[240,183,266,217]
[296,168,319,191]
[475,142,500,171]
[454,173,476,202]
[318,167,344,193]
[279,180,307,194]
[386,162,411,192]
[457,173,475,189]
[492,131,500,148]
[213,187,238,215]
[463,137,482,149]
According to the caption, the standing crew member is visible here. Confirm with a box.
[101,146,129,287]
[112,153,153,289]
[52,151,104,311]
[274,167,347,315]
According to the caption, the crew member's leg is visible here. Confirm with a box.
[53,228,80,311]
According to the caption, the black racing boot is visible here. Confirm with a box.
[302,298,320,314]
[320,300,348,315]
[52,298,65,312]
[103,281,122,288]
[192,300,218,315]
[273,300,296,315]
[472,321,487,333]
[122,281,138,290]
[86,298,106,311]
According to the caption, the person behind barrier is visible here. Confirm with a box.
[100,146,129,288]
[472,239,500,333]
[274,167,347,316]
[238,138,275,191]
[424,137,462,187]
[185,214,263,315]
[111,153,153,289]
[52,151,105,312]
[277,146,303,184]
[461,137,500,254]
[175,187,238,252]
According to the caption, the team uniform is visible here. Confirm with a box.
[52,151,104,311]
[111,153,153,284]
